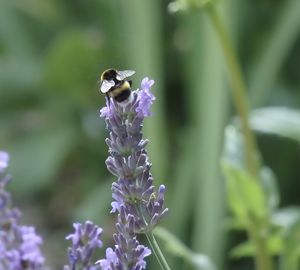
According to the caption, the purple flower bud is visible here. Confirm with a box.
[64,221,103,270]
[15,226,45,269]
[96,248,118,269]
[96,208,151,270]
[136,78,156,117]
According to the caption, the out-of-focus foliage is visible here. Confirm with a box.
[1,0,300,269]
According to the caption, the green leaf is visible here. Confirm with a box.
[230,234,283,258]
[222,162,268,226]
[275,208,300,270]
[223,125,280,215]
[230,241,254,258]
[223,217,247,231]
[250,107,300,142]
[153,227,216,270]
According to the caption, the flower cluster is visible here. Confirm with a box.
[0,151,45,270]
[97,205,151,270]
[97,77,168,269]
[64,221,103,270]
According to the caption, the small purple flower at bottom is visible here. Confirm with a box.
[64,221,103,270]
[97,245,151,270]
[96,205,151,270]
[4,226,45,270]
[0,151,45,270]
[19,226,45,266]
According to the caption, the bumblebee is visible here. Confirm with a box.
[99,68,135,102]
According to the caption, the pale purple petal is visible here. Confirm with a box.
[64,221,103,270]
[0,151,9,173]
[136,77,156,117]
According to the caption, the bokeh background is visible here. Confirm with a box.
[1,0,300,269]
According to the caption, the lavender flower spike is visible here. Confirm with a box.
[101,77,168,232]
[98,77,168,269]
[64,221,103,270]
[0,151,45,270]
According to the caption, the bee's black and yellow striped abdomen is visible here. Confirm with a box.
[110,81,132,102]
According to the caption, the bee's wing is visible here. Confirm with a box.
[100,80,115,93]
[116,70,136,81]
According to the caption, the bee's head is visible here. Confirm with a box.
[102,69,118,81]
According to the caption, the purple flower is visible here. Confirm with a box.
[96,248,117,269]
[96,206,151,270]
[136,78,155,117]
[0,151,9,173]
[98,77,168,269]
[100,100,112,119]
[0,152,45,270]
[19,226,44,265]
[64,221,103,270]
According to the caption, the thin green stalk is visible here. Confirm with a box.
[204,3,273,270]
[205,3,259,178]
[137,204,171,270]
[249,223,274,270]
[145,232,171,270]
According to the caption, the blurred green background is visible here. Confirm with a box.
[1,0,300,269]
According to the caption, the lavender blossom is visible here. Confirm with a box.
[64,221,103,270]
[96,205,151,270]
[98,77,168,269]
[0,151,9,173]
[0,151,45,270]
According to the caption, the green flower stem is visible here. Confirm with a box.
[249,222,274,270]
[145,232,171,270]
[137,204,171,270]
[205,3,273,270]
[205,3,259,178]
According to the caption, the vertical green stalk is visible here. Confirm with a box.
[249,223,273,270]
[137,204,171,270]
[204,2,273,270]
[206,3,259,178]
[145,232,171,270]
[182,11,227,268]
